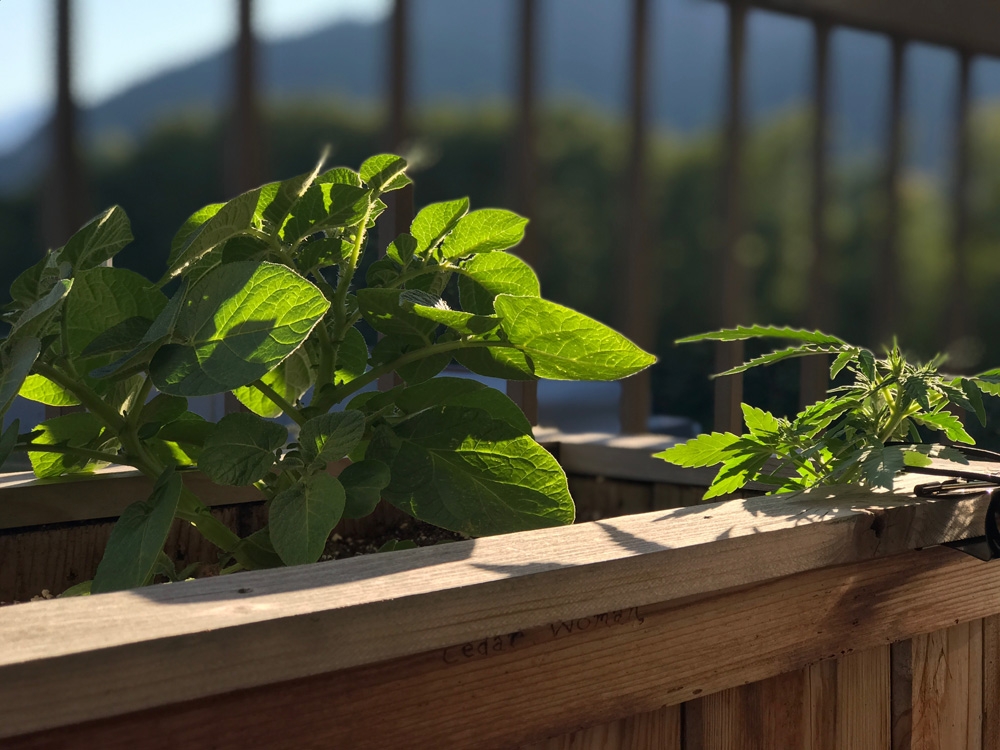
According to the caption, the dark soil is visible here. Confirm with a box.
[321,518,467,560]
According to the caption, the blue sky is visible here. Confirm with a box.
[0,0,388,138]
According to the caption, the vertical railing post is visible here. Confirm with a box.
[507,0,540,425]
[224,0,262,414]
[48,0,86,250]
[800,20,831,408]
[875,36,905,346]
[378,0,412,392]
[714,1,748,434]
[619,0,653,435]
[947,50,972,349]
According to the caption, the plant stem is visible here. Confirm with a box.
[33,361,126,432]
[127,377,153,429]
[253,379,305,425]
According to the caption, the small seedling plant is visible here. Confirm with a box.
[657,326,1000,498]
[0,153,654,593]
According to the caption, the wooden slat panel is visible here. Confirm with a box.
[806,659,838,750]
[685,669,807,749]
[567,475,653,522]
[1,483,994,740]
[16,546,1000,749]
[522,705,681,750]
[909,620,983,750]
[837,647,891,749]
[892,640,914,750]
[983,615,1000,750]
[744,0,1000,59]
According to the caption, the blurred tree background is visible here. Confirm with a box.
[3,101,1000,438]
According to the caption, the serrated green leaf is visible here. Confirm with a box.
[655,432,741,468]
[299,410,366,467]
[360,153,411,193]
[27,412,108,478]
[703,451,771,499]
[198,412,287,485]
[858,350,876,381]
[903,376,931,410]
[366,404,574,536]
[901,449,933,468]
[270,472,346,566]
[356,288,438,341]
[61,206,133,270]
[913,412,974,444]
[960,379,987,426]
[741,404,781,438]
[677,325,846,346]
[830,349,859,379]
[410,198,470,257]
[440,209,528,259]
[166,188,260,279]
[0,337,41,418]
[713,343,849,377]
[340,459,391,519]
[494,295,655,380]
[91,467,181,593]
[18,374,80,406]
[858,446,907,490]
[149,262,329,396]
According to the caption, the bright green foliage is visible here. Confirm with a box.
[658,328,997,497]
[0,154,654,591]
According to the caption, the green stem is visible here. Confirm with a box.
[252,379,305,426]
[127,377,154,429]
[327,338,506,405]
[14,442,138,468]
[33,361,126,432]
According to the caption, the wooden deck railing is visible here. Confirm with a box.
[2,466,997,748]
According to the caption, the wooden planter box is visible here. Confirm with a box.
[4,434,993,748]
[0,430,718,602]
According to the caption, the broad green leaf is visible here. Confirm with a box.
[316,166,363,187]
[9,278,72,340]
[0,337,41,417]
[9,253,60,308]
[655,432,741,468]
[156,413,213,447]
[334,327,369,386]
[135,394,187,438]
[299,236,351,270]
[403,296,500,336]
[281,183,371,243]
[393,377,532,434]
[741,404,780,438]
[231,527,285,569]
[455,342,535,380]
[171,203,223,261]
[63,267,168,389]
[260,156,328,228]
[91,467,182,593]
[340,459,391,519]
[410,198,469,257]
[198,412,287,485]
[457,252,541,315]
[366,257,401,288]
[269,472,346,566]
[367,404,574,536]
[440,209,528,259]
[18,374,80,406]
[58,580,93,597]
[386,233,418,266]
[61,206,133,270]
[494,295,655,380]
[81,316,155,358]
[0,419,19,469]
[677,325,846,346]
[299,410,365,467]
[913,412,974,444]
[166,187,261,278]
[149,262,329,396]
[232,348,313,418]
[359,153,411,193]
[27,412,108,478]
[357,288,438,341]
[91,291,183,381]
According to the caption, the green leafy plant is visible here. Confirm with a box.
[1,153,655,592]
[657,326,1000,498]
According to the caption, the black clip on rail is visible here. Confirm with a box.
[906,444,1000,562]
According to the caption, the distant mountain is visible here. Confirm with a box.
[2,0,995,195]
